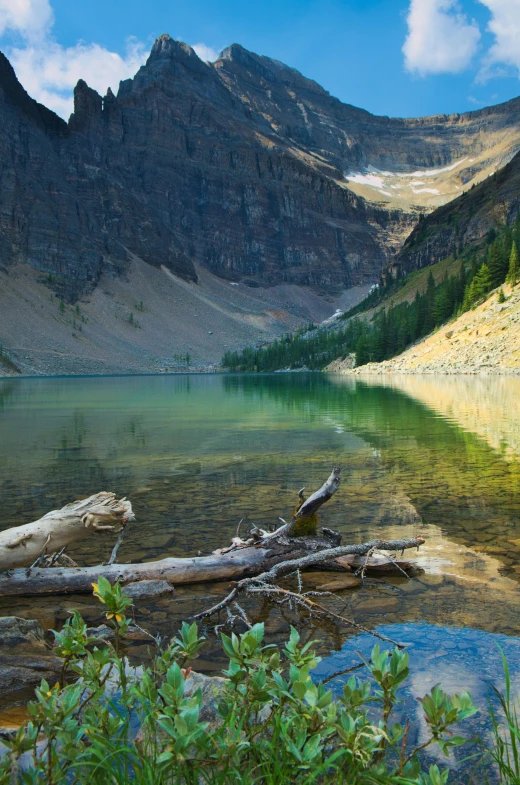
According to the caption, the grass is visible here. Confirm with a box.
[487,649,520,784]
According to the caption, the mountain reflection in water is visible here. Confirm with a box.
[0,373,519,730]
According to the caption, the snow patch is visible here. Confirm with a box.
[345,158,467,202]
[345,172,385,188]
[398,158,467,177]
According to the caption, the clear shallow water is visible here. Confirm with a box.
[314,622,520,779]
[1,372,520,755]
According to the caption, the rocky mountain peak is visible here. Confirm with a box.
[216,43,327,97]
[148,34,199,64]
[0,50,67,134]
[2,38,520,312]
[71,79,102,128]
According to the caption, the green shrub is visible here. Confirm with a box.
[0,578,479,784]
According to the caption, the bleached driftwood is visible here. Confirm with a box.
[0,493,134,572]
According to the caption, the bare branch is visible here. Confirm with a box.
[192,536,425,623]
[265,467,341,540]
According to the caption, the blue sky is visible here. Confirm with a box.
[0,0,519,119]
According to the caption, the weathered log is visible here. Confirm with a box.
[0,536,425,597]
[0,493,134,572]
[334,554,420,576]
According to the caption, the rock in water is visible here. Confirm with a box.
[0,617,62,697]
[123,580,176,599]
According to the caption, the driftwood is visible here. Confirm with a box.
[0,493,134,572]
[191,537,424,623]
[0,469,425,601]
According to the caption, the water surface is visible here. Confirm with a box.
[1,372,520,762]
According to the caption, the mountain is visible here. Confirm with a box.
[395,151,520,277]
[1,34,520,374]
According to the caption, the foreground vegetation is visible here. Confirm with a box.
[222,214,520,372]
[2,578,519,784]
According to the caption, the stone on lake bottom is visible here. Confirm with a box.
[123,580,175,599]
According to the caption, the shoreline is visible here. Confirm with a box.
[2,366,520,380]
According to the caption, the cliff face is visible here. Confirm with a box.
[0,51,196,300]
[67,37,401,291]
[1,35,520,302]
[396,152,520,276]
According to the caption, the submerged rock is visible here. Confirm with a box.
[0,617,47,653]
[123,580,176,599]
[0,616,61,696]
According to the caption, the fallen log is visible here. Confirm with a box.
[0,537,424,597]
[0,493,134,572]
[334,554,421,575]
[0,469,425,599]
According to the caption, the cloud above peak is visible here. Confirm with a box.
[0,0,219,118]
[191,42,219,62]
[477,0,520,81]
[9,37,148,117]
[403,0,520,82]
[0,0,53,41]
[403,0,481,75]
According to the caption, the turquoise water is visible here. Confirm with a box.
[1,371,520,761]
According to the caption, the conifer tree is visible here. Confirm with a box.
[355,334,370,367]
[508,243,519,286]
[472,262,492,301]
[488,240,507,289]
[423,271,436,333]
[514,212,520,253]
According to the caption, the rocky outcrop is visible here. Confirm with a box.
[0,617,62,696]
[2,36,520,304]
[0,51,196,301]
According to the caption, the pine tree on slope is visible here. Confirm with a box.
[507,243,519,286]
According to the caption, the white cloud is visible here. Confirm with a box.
[477,0,520,81]
[0,0,219,118]
[0,0,52,40]
[9,37,148,117]
[191,42,219,62]
[403,0,481,75]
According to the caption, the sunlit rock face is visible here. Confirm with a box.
[2,35,520,300]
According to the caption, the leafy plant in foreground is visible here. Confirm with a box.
[0,580,479,784]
